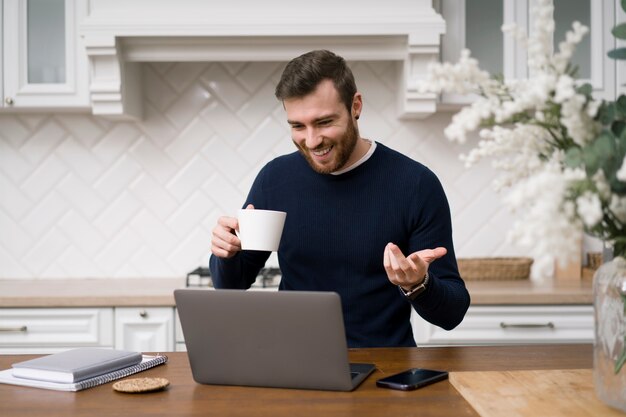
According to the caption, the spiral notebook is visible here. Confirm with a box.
[12,348,143,383]
[0,354,168,391]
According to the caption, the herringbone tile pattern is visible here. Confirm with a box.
[0,61,525,279]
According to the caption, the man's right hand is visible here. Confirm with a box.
[210,204,254,258]
[210,215,241,258]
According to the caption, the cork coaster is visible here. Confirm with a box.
[112,377,170,393]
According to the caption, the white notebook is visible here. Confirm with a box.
[11,348,142,383]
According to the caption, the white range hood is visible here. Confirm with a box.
[80,0,445,120]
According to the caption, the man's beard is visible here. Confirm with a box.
[295,120,359,174]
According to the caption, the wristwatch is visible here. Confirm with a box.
[399,272,429,300]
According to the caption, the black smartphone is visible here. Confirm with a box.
[376,368,448,391]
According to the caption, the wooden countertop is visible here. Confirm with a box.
[0,277,592,308]
[0,278,187,307]
[0,345,595,417]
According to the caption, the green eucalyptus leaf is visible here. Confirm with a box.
[587,130,626,195]
[618,127,626,167]
[583,142,602,175]
[583,151,600,176]
[608,47,626,60]
[596,131,616,156]
[565,147,584,168]
[584,132,617,176]
[617,127,626,163]
[598,102,617,125]
[622,0,626,13]
[613,121,626,138]
[617,95,626,119]
[610,169,626,191]
[610,175,626,193]
[613,23,626,40]
[576,83,593,97]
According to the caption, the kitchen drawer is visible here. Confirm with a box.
[114,307,174,352]
[412,305,594,346]
[175,308,184,343]
[0,308,114,353]
[174,309,187,351]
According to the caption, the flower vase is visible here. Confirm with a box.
[593,256,626,412]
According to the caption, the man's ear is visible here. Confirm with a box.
[352,92,363,120]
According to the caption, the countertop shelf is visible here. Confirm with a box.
[0,277,592,308]
[465,278,592,305]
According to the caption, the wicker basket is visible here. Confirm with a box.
[457,257,533,281]
[586,252,603,270]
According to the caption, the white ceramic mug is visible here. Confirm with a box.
[238,209,287,251]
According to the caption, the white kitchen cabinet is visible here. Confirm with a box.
[0,308,114,354]
[174,310,186,352]
[1,0,89,109]
[411,305,594,346]
[114,307,175,352]
[0,306,176,354]
[0,296,593,352]
[437,0,617,103]
[437,0,518,105]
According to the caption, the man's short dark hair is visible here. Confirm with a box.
[275,50,357,112]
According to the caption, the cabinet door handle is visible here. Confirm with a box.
[139,310,148,318]
[0,326,28,332]
[500,322,555,329]
[4,97,14,106]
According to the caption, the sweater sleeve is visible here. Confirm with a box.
[405,168,470,330]
[407,270,470,330]
[209,251,269,289]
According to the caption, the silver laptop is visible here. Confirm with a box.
[174,289,375,391]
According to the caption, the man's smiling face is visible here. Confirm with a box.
[284,79,362,174]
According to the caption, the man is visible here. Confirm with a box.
[210,50,470,348]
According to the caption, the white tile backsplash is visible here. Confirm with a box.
[94,155,143,201]
[130,174,179,222]
[0,61,527,279]
[21,120,67,165]
[93,124,142,166]
[22,191,69,237]
[58,211,107,257]
[56,138,105,181]
[0,115,30,147]
[201,64,250,112]
[21,154,68,201]
[0,140,32,184]
[93,191,142,239]
[55,114,107,148]
[57,174,106,219]
[166,118,214,165]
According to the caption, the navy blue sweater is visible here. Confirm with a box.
[210,142,470,347]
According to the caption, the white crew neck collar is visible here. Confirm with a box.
[331,140,377,175]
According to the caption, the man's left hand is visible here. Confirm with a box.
[383,243,447,291]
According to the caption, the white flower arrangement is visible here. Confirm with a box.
[422,0,626,279]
